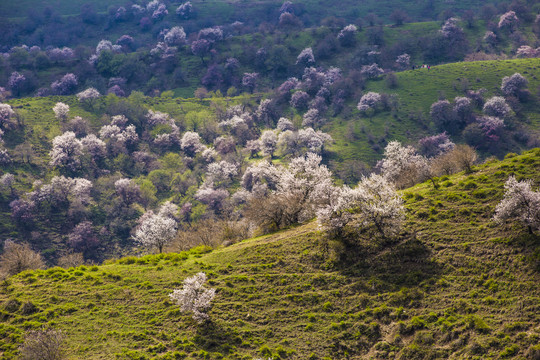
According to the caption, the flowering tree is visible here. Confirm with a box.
[176,1,193,19]
[191,39,211,63]
[51,73,78,95]
[76,88,100,108]
[277,117,294,132]
[133,211,177,253]
[180,131,205,156]
[296,47,315,67]
[198,27,223,43]
[302,109,325,128]
[498,11,518,30]
[396,53,410,69]
[164,26,186,45]
[357,92,382,113]
[477,116,505,143]
[501,73,528,97]
[418,133,454,158]
[260,130,278,158]
[115,178,141,205]
[49,132,83,171]
[494,176,540,234]
[430,100,455,133]
[0,103,16,130]
[483,96,511,118]
[337,24,357,47]
[242,73,259,93]
[360,63,384,78]
[8,72,26,96]
[53,103,69,121]
[516,46,540,58]
[290,91,310,110]
[169,272,216,323]
[317,174,405,240]
[378,141,430,189]
[195,183,229,213]
[152,4,168,20]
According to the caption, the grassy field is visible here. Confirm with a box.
[0,0,507,23]
[1,148,539,359]
[327,58,540,165]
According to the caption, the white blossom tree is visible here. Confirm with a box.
[483,96,512,118]
[76,88,100,107]
[318,174,405,240]
[133,211,177,253]
[494,176,540,234]
[164,26,187,45]
[296,47,315,67]
[500,73,528,97]
[0,103,16,130]
[53,103,70,121]
[357,92,382,113]
[260,130,278,158]
[168,272,216,323]
[49,132,83,171]
[378,141,430,189]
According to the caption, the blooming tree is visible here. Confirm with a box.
[396,53,410,69]
[260,130,278,157]
[76,88,100,107]
[176,1,193,19]
[290,91,310,110]
[51,73,78,95]
[180,131,205,156]
[483,96,511,118]
[498,11,518,30]
[164,26,186,45]
[378,141,430,189]
[0,103,16,129]
[296,47,315,67]
[168,272,216,323]
[49,132,83,171]
[115,178,141,205]
[501,73,528,97]
[133,211,177,253]
[242,73,259,93]
[337,24,357,47]
[302,109,325,128]
[53,103,70,121]
[317,174,405,240]
[357,92,382,113]
[494,176,540,234]
[361,63,384,78]
[418,133,454,158]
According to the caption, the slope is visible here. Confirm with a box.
[1,148,540,359]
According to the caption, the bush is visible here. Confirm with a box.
[0,242,44,277]
[19,328,65,360]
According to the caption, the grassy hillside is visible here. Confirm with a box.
[330,58,540,164]
[1,148,539,359]
[0,0,507,24]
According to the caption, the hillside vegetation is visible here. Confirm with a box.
[1,149,539,359]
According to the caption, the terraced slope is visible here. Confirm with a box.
[1,149,539,359]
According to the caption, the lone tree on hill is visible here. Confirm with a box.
[169,272,216,323]
[494,176,540,234]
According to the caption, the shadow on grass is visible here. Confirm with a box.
[328,232,441,290]
[192,321,243,355]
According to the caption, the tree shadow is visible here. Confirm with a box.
[192,320,243,355]
[328,232,441,290]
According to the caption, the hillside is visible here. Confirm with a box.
[1,148,539,359]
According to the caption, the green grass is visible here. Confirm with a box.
[1,149,540,359]
[326,58,540,164]
[0,0,508,23]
